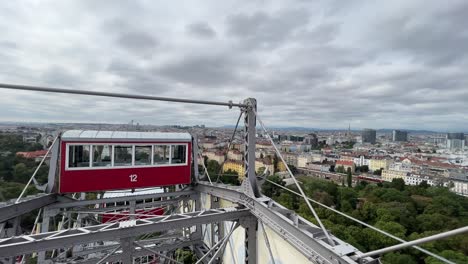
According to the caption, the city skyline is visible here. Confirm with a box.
[2,120,468,134]
[1,1,468,130]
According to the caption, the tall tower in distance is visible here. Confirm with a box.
[346,123,354,142]
[362,128,376,144]
[447,133,465,150]
[392,130,408,142]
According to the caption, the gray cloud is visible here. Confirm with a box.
[186,22,216,39]
[41,66,83,87]
[370,2,468,66]
[0,1,467,131]
[226,9,310,49]
[0,41,17,50]
[116,31,158,57]
[155,54,245,87]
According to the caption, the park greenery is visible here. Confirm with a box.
[0,133,47,232]
[262,175,468,264]
[200,159,241,185]
[0,133,46,201]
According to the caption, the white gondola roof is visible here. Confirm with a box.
[62,130,191,142]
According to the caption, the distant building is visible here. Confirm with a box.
[381,162,411,182]
[335,160,355,173]
[222,160,245,180]
[307,162,332,172]
[16,150,46,158]
[277,162,287,172]
[353,155,370,167]
[405,174,443,187]
[303,133,318,147]
[447,133,465,150]
[310,153,323,162]
[255,158,274,175]
[432,134,447,145]
[282,152,298,167]
[256,141,273,150]
[203,150,225,164]
[369,157,393,171]
[297,154,312,168]
[392,130,408,142]
[227,150,243,161]
[450,176,468,196]
[362,129,376,144]
[22,136,38,144]
[16,150,49,163]
[201,140,216,149]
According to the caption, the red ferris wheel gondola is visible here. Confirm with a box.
[57,130,193,193]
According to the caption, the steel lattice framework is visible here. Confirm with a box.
[0,83,465,264]
[0,182,376,264]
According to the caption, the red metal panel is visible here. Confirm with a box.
[59,141,192,193]
[101,207,164,223]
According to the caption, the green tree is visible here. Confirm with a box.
[257,166,266,176]
[277,191,299,210]
[13,163,31,183]
[390,178,405,191]
[336,166,345,173]
[425,250,468,263]
[361,165,369,172]
[261,175,285,197]
[288,164,298,174]
[206,160,220,178]
[347,168,352,187]
[263,175,468,260]
[273,153,279,172]
[419,180,429,189]
[382,253,417,264]
[219,169,240,185]
[175,248,197,264]
[416,213,458,232]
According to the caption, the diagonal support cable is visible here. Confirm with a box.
[266,179,455,264]
[207,232,232,264]
[254,111,335,246]
[96,245,121,264]
[134,241,183,264]
[16,136,58,203]
[359,226,468,259]
[196,222,239,264]
[259,221,276,264]
[216,111,243,183]
[0,83,247,108]
[197,141,213,185]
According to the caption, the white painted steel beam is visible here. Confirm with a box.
[195,182,377,264]
[0,208,250,257]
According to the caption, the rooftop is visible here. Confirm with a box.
[62,130,192,142]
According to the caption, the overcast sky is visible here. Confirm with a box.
[0,0,467,131]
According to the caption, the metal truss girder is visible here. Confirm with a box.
[67,199,180,213]
[0,207,250,257]
[50,190,196,209]
[68,243,120,258]
[195,183,376,264]
[0,194,57,223]
[54,233,183,260]
[193,243,211,264]
[64,239,199,264]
